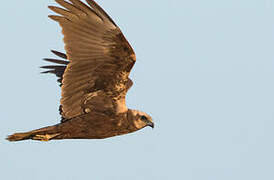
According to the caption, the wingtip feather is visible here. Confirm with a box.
[51,50,68,59]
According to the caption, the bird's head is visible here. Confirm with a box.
[131,110,154,129]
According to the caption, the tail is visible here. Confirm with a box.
[6,125,61,142]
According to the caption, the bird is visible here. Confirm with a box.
[7,0,154,142]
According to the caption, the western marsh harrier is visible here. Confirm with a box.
[7,0,153,142]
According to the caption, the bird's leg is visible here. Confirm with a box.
[32,133,61,141]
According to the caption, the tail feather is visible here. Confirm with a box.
[6,125,60,142]
[6,132,34,141]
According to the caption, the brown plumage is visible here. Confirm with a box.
[7,0,153,142]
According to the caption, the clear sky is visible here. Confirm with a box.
[1,0,274,179]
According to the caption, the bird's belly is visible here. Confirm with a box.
[57,114,132,139]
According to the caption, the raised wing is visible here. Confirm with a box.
[48,0,136,120]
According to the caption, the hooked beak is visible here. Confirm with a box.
[147,122,154,129]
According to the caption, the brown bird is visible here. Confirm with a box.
[7,0,153,142]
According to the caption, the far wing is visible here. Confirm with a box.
[41,50,68,85]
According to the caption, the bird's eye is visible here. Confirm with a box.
[140,115,147,121]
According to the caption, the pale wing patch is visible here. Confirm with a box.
[83,91,100,104]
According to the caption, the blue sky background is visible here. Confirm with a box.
[1,0,274,179]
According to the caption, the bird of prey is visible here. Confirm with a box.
[7,0,154,142]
